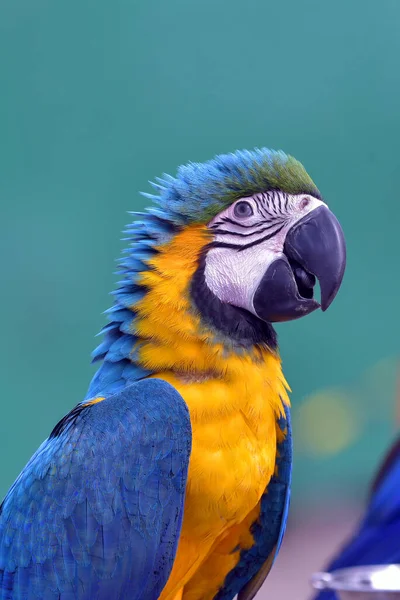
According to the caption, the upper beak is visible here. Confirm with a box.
[284,205,347,311]
[252,205,346,323]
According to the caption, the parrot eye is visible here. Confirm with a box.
[233,201,253,219]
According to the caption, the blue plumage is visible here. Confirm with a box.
[141,148,319,227]
[313,437,400,600]
[0,380,191,599]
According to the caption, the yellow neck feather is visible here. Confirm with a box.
[132,225,290,422]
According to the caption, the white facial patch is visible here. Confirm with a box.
[204,192,326,315]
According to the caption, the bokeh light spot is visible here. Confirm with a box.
[295,390,359,457]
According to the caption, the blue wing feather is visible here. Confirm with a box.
[215,402,292,600]
[313,436,400,600]
[0,379,191,600]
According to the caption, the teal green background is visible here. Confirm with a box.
[1,0,399,509]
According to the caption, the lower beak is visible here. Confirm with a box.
[253,205,346,323]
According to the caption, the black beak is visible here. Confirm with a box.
[253,205,346,323]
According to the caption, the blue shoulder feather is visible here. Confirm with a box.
[0,379,191,600]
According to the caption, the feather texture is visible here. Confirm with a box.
[218,405,292,600]
[3,147,318,598]
[0,379,191,600]
[85,189,294,598]
[142,148,320,226]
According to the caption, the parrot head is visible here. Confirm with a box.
[139,148,346,348]
[90,147,346,394]
[197,184,345,325]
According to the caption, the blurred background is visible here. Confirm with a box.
[1,0,400,597]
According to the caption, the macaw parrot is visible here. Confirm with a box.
[0,148,346,600]
[312,435,400,600]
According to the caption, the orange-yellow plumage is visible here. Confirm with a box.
[131,226,290,600]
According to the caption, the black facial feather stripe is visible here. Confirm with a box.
[238,222,287,250]
[257,194,277,216]
[220,217,271,229]
[253,190,290,217]
[211,221,286,238]
[253,197,270,220]
[253,199,263,216]
[210,191,291,231]
[208,223,287,251]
